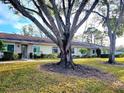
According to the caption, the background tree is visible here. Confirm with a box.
[86,0,124,64]
[22,24,34,36]
[83,27,96,43]
[82,27,107,45]
[117,45,124,52]
[79,48,88,55]
[0,40,4,52]
[96,48,101,57]
[22,24,45,38]
[102,0,124,64]
[1,0,99,68]
[94,30,107,46]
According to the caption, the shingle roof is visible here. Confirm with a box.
[0,33,107,49]
[0,33,52,43]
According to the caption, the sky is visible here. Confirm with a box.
[0,2,124,47]
[0,2,31,34]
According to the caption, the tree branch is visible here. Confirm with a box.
[23,5,53,32]
[83,9,106,19]
[115,0,124,32]
[65,0,75,32]
[31,0,55,32]
[37,0,64,48]
[66,0,99,51]
[62,0,66,19]
[71,0,88,30]
[8,0,58,45]
[23,6,39,15]
[75,0,99,32]
[49,0,65,34]
[104,0,112,37]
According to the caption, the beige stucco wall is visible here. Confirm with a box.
[4,42,91,56]
[40,45,82,56]
[72,47,82,56]
[14,43,21,53]
[40,45,53,54]
[75,47,82,56]
[27,44,33,58]
[14,43,33,55]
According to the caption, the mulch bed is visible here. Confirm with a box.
[39,63,118,82]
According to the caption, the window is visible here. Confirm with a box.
[52,47,58,53]
[4,44,14,52]
[71,48,75,54]
[33,46,41,56]
[8,45,14,52]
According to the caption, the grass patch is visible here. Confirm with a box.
[75,58,124,82]
[0,58,124,93]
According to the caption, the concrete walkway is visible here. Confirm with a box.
[0,59,36,64]
[0,59,57,64]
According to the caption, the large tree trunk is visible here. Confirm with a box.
[108,33,116,64]
[57,32,75,69]
[56,32,75,69]
[58,46,75,69]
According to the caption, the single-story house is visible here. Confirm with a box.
[0,33,108,59]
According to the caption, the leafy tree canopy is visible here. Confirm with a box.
[0,40,4,52]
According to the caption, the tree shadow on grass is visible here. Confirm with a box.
[103,62,124,67]
[39,63,117,82]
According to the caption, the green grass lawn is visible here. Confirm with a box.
[0,58,124,93]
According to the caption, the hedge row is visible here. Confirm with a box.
[0,52,59,61]
[100,53,124,58]
[1,52,124,61]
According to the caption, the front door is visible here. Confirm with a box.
[21,44,28,58]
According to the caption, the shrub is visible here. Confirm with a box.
[33,53,44,59]
[2,52,19,61]
[34,54,37,59]
[0,40,4,52]
[79,48,88,54]
[44,54,58,59]
[119,54,124,57]
[100,54,109,58]
[29,52,33,59]
[40,53,44,58]
[115,53,124,58]
[13,53,19,60]
[96,48,101,57]
[18,53,22,59]
[73,55,81,58]
[100,53,124,58]
[92,55,97,58]
[2,51,14,61]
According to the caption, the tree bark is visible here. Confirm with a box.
[108,33,116,64]
[57,48,74,69]
[57,41,74,69]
